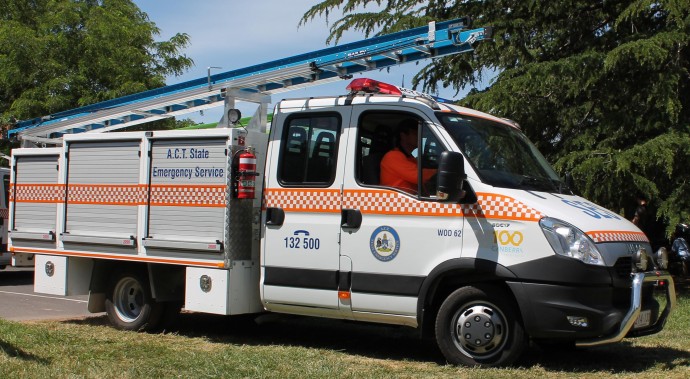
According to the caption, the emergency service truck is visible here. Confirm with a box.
[7,20,675,367]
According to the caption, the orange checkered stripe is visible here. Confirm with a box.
[11,183,227,208]
[150,185,227,207]
[265,188,543,222]
[67,184,146,205]
[587,230,650,243]
[11,184,66,203]
[462,193,543,221]
[264,188,341,213]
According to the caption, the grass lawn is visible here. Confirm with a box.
[0,283,688,378]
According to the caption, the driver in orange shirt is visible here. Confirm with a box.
[380,118,436,194]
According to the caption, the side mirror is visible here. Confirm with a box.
[436,151,466,202]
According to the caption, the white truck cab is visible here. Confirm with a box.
[261,78,675,365]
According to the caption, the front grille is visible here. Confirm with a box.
[613,257,632,278]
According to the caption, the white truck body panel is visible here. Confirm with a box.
[34,255,92,296]
[10,128,266,315]
[185,261,259,315]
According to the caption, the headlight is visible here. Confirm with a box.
[632,247,649,272]
[540,217,605,266]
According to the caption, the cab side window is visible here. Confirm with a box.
[278,115,340,186]
[356,112,444,197]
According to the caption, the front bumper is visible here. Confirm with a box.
[509,271,675,344]
[576,271,675,347]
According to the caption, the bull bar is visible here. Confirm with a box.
[576,271,676,347]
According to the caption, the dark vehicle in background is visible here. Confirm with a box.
[670,223,690,277]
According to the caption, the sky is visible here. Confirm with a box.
[133,0,477,123]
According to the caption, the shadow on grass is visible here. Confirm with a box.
[68,312,445,364]
[67,308,689,373]
[521,342,690,372]
[0,340,50,364]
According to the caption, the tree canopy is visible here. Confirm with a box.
[302,0,690,241]
[0,0,193,131]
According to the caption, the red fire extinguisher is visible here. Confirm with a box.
[237,147,257,199]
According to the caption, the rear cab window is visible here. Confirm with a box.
[277,114,341,186]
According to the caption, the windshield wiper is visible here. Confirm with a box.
[518,175,560,192]
[554,178,573,195]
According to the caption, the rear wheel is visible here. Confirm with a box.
[435,285,525,367]
[105,270,163,331]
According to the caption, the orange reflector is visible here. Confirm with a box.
[338,291,351,300]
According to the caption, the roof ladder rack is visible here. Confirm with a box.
[9,19,491,145]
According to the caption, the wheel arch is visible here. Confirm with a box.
[88,260,141,312]
[87,260,179,312]
[416,258,520,338]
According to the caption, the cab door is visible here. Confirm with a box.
[262,107,352,316]
[339,105,464,326]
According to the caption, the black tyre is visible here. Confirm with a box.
[435,285,525,367]
[105,270,163,332]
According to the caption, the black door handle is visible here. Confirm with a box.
[341,209,362,229]
[266,207,285,226]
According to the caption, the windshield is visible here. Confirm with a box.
[437,112,565,193]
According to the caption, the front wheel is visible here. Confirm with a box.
[105,270,163,331]
[435,285,525,367]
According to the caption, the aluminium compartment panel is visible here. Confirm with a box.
[64,141,141,238]
[147,138,228,246]
[11,153,60,239]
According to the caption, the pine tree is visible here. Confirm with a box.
[302,0,690,242]
[0,0,193,133]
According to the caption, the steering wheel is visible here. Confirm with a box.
[423,173,438,197]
